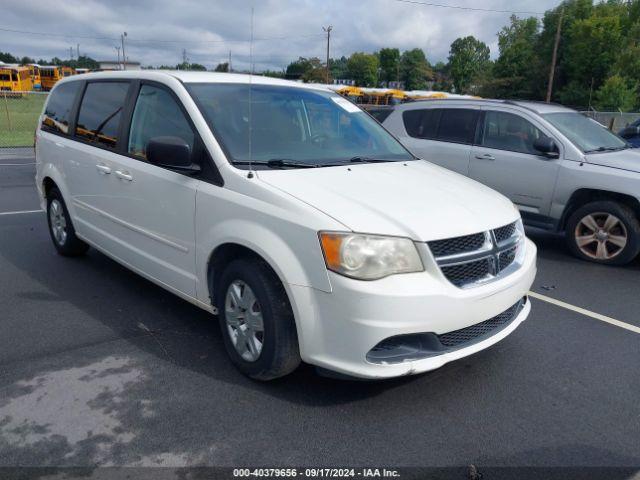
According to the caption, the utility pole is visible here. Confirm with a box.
[323,25,333,84]
[121,32,127,70]
[228,50,232,72]
[182,48,188,68]
[115,46,121,69]
[69,47,74,60]
[546,8,564,103]
[77,43,80,59]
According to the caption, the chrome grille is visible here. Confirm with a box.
[438,299,524,347]
[494,222,517,243]
[441,258,491,287]
[428,221,521,288]
[428,232,485,257]
[499,246,517,271]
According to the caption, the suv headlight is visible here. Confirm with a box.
[319,232,424,280]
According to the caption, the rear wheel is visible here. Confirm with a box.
[565,201,640,265]
[46,187,89,256]
[215,258,300,380]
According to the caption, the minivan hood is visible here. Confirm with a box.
[585,148,640,173]
[257,160,519,241]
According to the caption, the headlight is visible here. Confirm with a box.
[319,232,424,280]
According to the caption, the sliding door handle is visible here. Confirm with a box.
[115,170,133,182]
[96,164,111,174]
[475,153,495,161]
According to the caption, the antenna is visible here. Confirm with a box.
[248,5,255,178]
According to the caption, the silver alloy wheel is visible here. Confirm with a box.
[224,280,265,362]
[49,199,68,246]
[574,212,628,260]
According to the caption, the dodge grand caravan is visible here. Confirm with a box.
[383,100,640,265]
[35,72,536,380]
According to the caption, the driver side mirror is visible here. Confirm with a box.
[619,125,640,140]
[147,136,201,174]
[533,136,559,159]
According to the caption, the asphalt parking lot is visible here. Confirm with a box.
[1,154,639,471]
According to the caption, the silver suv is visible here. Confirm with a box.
[383,100,640,265]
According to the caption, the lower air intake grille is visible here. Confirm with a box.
[438,300,523,348]
[366,298,526,364]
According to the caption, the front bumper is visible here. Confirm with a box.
[289,238,537,379]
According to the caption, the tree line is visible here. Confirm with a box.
[283,0,640,111]
[4,0,638,110]
[0,52,100,70]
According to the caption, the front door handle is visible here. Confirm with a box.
[96,164,111,174]
[475,153,495,161]
[115,170,133,182]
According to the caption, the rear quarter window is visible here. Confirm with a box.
[367,107,394,123]
[402,108,440,139]
[41,81,82,135]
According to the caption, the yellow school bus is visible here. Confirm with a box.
[39,66,62,91]
[0,65,34,93]
[60,66,75,77]
[27,64,42,90]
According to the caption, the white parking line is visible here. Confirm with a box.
[0,163,36,166]
[529,291,640,334]
[0,209,43,216]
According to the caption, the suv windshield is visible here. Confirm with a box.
[542,112,627,153]
[187,83,413,167]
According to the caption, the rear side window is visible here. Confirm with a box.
[75,82,129,149]
[368,108,394,123]
[437,109,478,144]
[402,109,440,139]
[41,81,81,135]
[128,84,195,159]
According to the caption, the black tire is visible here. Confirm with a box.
[46,186,89,257]
[215,258,300,380]
[565,200,640,265]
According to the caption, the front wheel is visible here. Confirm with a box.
[565,201,640,265]
[215,259,300,380]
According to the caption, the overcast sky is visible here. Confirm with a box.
[3,0,560,71]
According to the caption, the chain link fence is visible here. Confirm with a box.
[3,92,640,157]
[580,110,640,132]
[0,91,47,156]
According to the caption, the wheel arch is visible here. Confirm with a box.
[206,241,310,349]
[560,188,640,231]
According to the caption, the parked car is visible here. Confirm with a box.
[35,71,536,380]
[619,120,640,148]
[383,100,640,265]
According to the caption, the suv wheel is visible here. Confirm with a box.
[46,187,89,256]
[566,201,640,265]
[215,259,300,380]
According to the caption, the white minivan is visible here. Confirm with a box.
[36,71,537,380]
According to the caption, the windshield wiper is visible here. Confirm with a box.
[231,159,318,169]
[584,146,628,154]
[348,156,395,163]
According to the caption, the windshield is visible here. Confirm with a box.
[542,112,627,153]
[187,83,413,167]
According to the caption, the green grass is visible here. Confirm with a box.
[0,93,47,148]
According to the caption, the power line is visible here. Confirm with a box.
[0,26,117,40]
[393,0,545,15]
[0,25,324,45]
